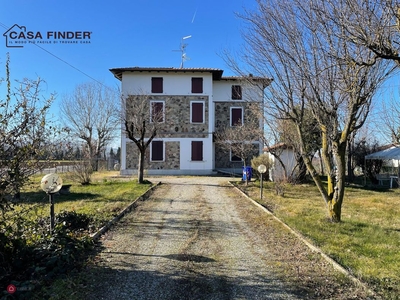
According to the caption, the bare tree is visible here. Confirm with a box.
[60,82,119,171]
[321,0,400,66]
[215,117,263,184]
[381,95,400,144]
[0,54,54,210]
[122,94,164,183]
[228,0,395,222]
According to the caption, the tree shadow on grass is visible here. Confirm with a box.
[16,191,101,204]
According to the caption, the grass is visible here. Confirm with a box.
[2,171,155,299]
[17,171,153,226]
[239,179,400,298]
[12,172,400,298]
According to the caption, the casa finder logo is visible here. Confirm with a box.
[3,24,92,48]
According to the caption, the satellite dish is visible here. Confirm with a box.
[41,173,63,194]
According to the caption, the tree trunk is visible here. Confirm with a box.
[329,143,347,222]
[295,155,307,183]
[138,149,145,183]
[347,139,354,183]
[318,148,324,175]
[300,126,345,222]
[328,198,342,222]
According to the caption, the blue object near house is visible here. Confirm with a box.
[242,166,252,181]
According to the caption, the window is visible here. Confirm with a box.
[191,101,204,123]
[150,101,164,123]
[151,140,164,161]
[231,146,242,162]
[231,85,242,100]
[151,77,163,93]
[191,77,203,93]
[191,141,203,161]
[230,107,243,126]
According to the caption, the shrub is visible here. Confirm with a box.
[0,211,95,298]
[251,154,272,181]
[72,160,93,185]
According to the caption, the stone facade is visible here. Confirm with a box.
[125,94,210,172]
[214,101,260,131]
[126,141,181,171]
[152,95,209,138]
[214,143,260,169]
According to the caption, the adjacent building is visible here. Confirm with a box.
[109,67,269,175]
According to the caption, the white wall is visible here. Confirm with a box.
[179,138,213,171]
[121,72,213,96]
[268,149,297,181]
[213,80,264,101]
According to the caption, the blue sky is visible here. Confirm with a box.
[1,0,253,102]
[0,0,398,145]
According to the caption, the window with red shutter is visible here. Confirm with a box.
[191,141,203,161]
[191,77,203,93]
[231,107,243,126]
[151,77,163,93]
[151,101,164,123]
[191,102,204,123]
[151,141,163,161]
[231,85,242,100]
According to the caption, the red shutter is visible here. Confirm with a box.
[232,85,242,100]
[151,102,164,122]
[151,141,163,161]
[191,141,203,161]
[192,102,203,123]
[151,77,163,93]
[231,108,242,126]
[191,78,203,93]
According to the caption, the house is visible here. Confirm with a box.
[109,67,269,176]
[264,143,297,181]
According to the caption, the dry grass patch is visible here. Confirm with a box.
[236,179,400,299]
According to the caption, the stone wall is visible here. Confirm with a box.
[147,95,210,138]
[214,143,260,169]
[214,101,260,131]
[126,141,181,171]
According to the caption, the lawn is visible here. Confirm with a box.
[2,171,155,299]
[239,179,400,299]
[18,171,153,225]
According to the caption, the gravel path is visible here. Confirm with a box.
[79,176,371,300]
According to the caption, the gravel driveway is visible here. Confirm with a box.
[79,176,371,300]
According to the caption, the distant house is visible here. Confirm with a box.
[109,67,270,175]
[264,143,297,181]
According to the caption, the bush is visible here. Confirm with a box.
[251,154,272,181]
[0,211,96,298]
[72,160,93,185]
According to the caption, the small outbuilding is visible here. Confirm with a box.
[365,145,400,188]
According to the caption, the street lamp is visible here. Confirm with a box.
[257,164,267,199]
[40,173,63,233]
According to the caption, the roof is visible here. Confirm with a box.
[365,146,400,160]
[263,143,294,152]
[109,67,224,81]
[109,67,271,86]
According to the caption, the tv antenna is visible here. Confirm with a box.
[173,35,191,68]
